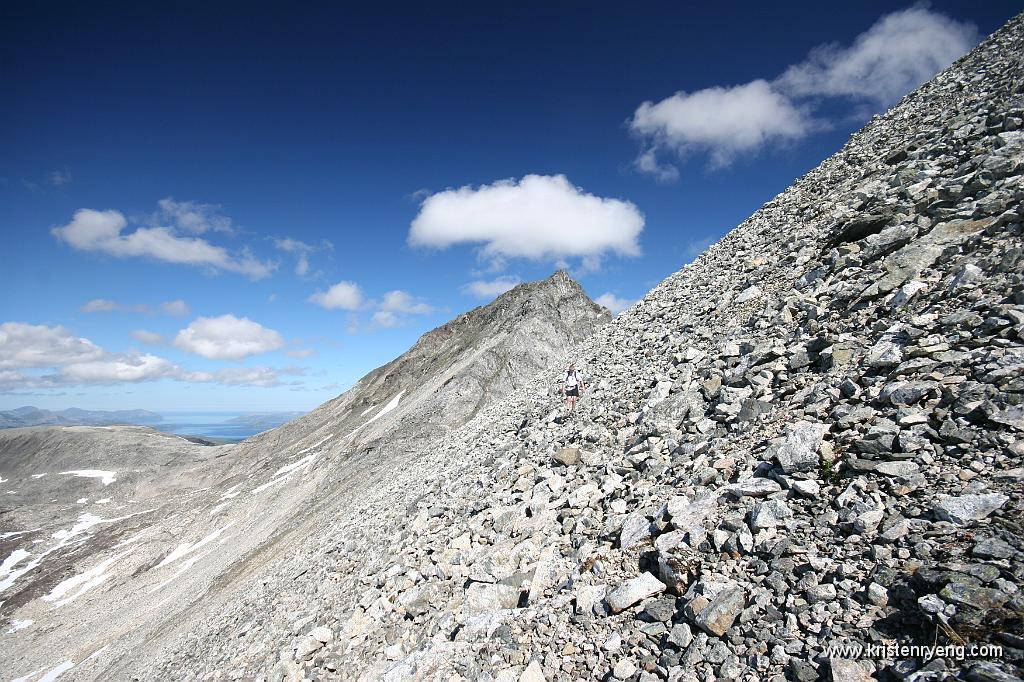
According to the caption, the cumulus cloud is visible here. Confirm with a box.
[81,298,119,313]
[371,311,401,329]
[59,353,177,384]
[775,7,977,105]
[595,293,637,315]
[0,321,301,391]
[274,238,332,277]
[160,299,190,316]
[631,80,812,169]
[130,329,165,345]
[462,276,521,299]
[156,197,233,234]
[379,290,435,315]
[631,7,977,178]
[409,174,644,269]
[174,314,285,360]
[0,322,104,369]
[309,281,364,310]
[52,207,275,279]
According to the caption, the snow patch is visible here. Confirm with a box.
[7,618,32,633]
[347,391,405,438]
[0,549,31,592]
[360,404,378,416]
[251,434,335,495]
[76,498,88,504]
[11,660,74,682]
[42,549,133,607]
[157,522,234,568]
[150,550,211,592]
[209,501,231,516]
[31,474,47,479]
[95,498,111,504]
[0,529,39,540]
[219,484,242,500]
[59,470,117,486]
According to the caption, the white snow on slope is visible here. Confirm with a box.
[59,470,117,486]
[0,529,39,540]
[251,433,336,495]
[7,618,32,633]
[219,484,242,500]
[150,550,211,592]
[1,510,153,596]
[11,659,74,682]
[42,549,133,607]
[209,501,231,516]
[0,549,31,592]
[157,522,234,568]
[360,404,378,416]
[347,391,404,438]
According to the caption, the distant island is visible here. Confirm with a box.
[0,406,164,429]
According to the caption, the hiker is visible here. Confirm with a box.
[562,363,586,412]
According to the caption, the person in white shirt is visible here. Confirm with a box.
[562,362,586,413]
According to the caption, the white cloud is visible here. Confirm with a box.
[0,322,302,390]
[274,238,331,277]
[285,348,316,359]
[595,293,637,315]
[379,290,435,314]
[52,208,275,279]
[130,330,165,346]
[80,298,188,316]
[409,174,644,268]
[634,149,680,183]
[59,353,177,384]
[174,315,285,360]
[631,80,813,171]
[156,197,233,234]
[160,299,190,316]
[0,322,103,369]
[371,311,401,329]
[309,281,364,310]
[462,276,521,298]
[186,366,300,388]
[81,299,119,313]
[631,7,977,178]
[775,7,977,105]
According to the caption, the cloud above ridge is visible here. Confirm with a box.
[409,174,644,270]
[631,7,978,178]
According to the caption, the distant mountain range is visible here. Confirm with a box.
[0,406,164,429]
[0,407,304,431]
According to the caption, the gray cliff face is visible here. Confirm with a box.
[0,271,609,681]
[3,11,1024,681]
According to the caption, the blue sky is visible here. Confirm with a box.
[0,1,1018,412]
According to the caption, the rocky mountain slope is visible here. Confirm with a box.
[128,12,1024,682]
[0,273,608,682]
